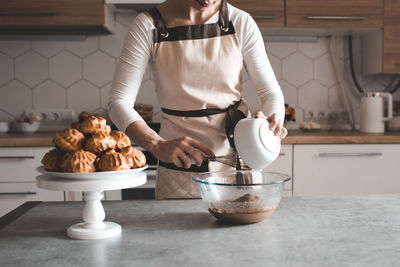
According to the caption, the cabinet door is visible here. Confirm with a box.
[0,0,105,25]
[264,144,292,192]
[0,147,53,182]
[286,0,383,28]
[0,182,63,217]
[293,144,400,196]
[383,0,400,73]
[229,0,284,27]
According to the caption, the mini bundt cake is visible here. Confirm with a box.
[120,146,147,168]
[60,149,96,173]
[79,115,111,135]
[84,131,116,154]
[96,150,131,171]
[111,130,131,150]
[41,148,62,171]
[53,128,85,153]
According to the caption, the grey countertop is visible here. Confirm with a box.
[1,195,400,267]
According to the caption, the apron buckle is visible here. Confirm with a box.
[160,32,169,38]
[220,25,229,32]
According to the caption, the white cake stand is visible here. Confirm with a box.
[36,171,146,240]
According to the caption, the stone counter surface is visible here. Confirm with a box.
[0,196,399,266]
[2,130,400,147]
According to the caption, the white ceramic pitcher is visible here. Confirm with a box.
[360,92,392,133]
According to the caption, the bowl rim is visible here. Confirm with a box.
[192,170,291,186]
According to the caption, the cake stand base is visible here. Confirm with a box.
[36,172,147,240]
[67,221,121,240]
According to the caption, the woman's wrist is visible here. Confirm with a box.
[125,120,164,155]
[145,135,164,156]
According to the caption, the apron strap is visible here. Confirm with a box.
[160,100,245,172]
[218,0,229,31]
[162,99,245,148]
[149,0,229,37]
[148,8,169,38]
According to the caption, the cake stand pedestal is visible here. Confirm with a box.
[36,172,146,240]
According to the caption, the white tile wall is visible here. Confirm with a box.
[0,53,13,87]
[33,80,66,109]
[0,12,397,128]
[83,51,116,87]
[49,51,82,87]
[14,51,48,87]
[65,36,99,58]
[0,40,30,57]
[32,41,64,58]
[67,80,100,112]
[282,52,313,87]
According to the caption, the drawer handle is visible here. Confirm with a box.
[0,192,37,195]
[252,15,276,19]
[0,156,35,160]
[0,12,59,16]
[318,152,382,157]
[279,153,286,156]
[306,16,367,21]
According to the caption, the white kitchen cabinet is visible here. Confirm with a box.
[0,182,63,216]
[293,144,400,196]
[0,147,64,217]
[0,147,53,182]
[264,144,293,195]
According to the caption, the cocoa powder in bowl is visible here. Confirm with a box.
[208,193,275,224]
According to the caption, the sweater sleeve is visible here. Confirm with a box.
[108,13,154,132]
[238,12,285,120]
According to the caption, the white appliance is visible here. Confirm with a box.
[360,92,392,133]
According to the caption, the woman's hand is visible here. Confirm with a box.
[153,136,215,169]
[255,111,287,139]
[125,120,215,169]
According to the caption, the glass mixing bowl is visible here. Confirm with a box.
[192,170,291,224]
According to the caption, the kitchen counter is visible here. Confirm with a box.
[0,196,399,266]
[0,132,54,147]
[283,130,400,144]
[2,130,400,147]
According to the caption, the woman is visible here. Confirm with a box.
[108,0,287,199]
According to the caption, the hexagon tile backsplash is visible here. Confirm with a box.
[0,12,398,128]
